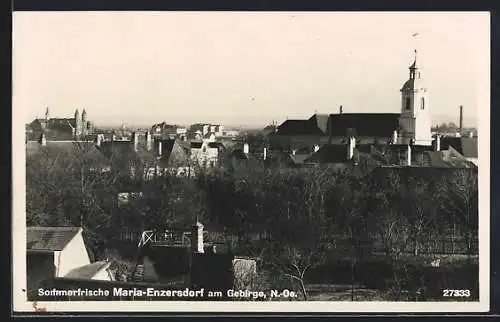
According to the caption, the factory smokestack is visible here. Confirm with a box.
[459,105,463,134]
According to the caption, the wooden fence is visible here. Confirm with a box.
[117,229,478,256]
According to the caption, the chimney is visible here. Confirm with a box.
[191,221,204,253]
[406,144,412,166]
[131,132,138,152]
[392,130,398,144]
[263,147,267,160]
[39,133,47,146]
[469,131,474,138]
[347,136,356,160]
[434,134,441,151]
[339,105,343,114]
[313,144,320,152]
[459,105,463,134]
[145,130,152,151]
[157,140,163,156]
[243,143,249,154]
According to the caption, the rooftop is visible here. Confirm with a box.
[27,227,82,251]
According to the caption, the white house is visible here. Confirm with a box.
[27,227,115,294]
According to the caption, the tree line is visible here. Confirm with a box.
[26,144,479,300]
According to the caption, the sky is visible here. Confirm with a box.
[13,11,489,128]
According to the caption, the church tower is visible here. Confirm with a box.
[398,50,432,146]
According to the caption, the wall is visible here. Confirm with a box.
[56,230,91,277]
[27,251,56,299]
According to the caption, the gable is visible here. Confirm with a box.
[161,140,190,166]
[309,114,330,134]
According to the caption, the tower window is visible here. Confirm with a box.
[405,97,411,110]
[421,97,425,110]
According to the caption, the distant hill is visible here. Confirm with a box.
[432,114,477,128]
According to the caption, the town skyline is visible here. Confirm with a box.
[14,12,487,128]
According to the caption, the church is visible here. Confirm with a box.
[268,49,434,152]
[27,107,94,141]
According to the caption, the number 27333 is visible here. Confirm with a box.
[442,289,471,297]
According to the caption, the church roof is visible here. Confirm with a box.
[276,113,401,138]
[327,113,401,137]
[277,119,323,136]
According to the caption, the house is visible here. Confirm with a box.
[190,140,220,168]
[96,132,192,179]
[150,122,187,139]
[151,138,192,177]
[26,227,115,297]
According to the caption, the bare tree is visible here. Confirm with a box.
[261,166,336,301]
[438,169,479,257]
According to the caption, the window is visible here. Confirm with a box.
[421,97,425,110]
[405,97,411,110]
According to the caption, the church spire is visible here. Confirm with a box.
[411,49,417,68]
[409,49,420,80]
